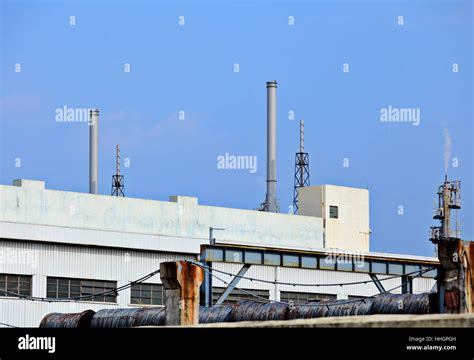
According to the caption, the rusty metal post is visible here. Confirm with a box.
[436,240,473,313]
[463,241,473,313]
[160,261,204,326]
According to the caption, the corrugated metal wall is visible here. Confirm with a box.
[0,239,194,327]
[0,239,436,327]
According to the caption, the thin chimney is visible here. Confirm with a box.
[89,109,99,194]
[265,81,278,212]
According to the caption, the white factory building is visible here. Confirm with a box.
[0,179,438,327]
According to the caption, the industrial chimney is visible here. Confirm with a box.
[89,109,99,194]
[265,80,278,212]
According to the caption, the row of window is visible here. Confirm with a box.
[46,277,117,303]
[0,274,344,305]
[0,274,31,297]
[204,247,437,277]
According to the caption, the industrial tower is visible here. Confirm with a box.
[111,145,125,197]
[293,120,310,214]
[429,175,470,313]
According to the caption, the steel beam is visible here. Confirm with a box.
[200,244,439,278]
[369,273,385,293]
[401,275,413,294]
[200,261,213,307]
[215,264,252,305]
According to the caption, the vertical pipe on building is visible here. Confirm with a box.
[89,109,99,194]
[266,80,278,212]
[442,175,450,239]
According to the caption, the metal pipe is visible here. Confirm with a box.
[265,80,278,212]
[89,109,99,194]
[442,175,450,239]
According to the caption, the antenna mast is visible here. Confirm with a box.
[111,145,125,197]
[293,120,310,213]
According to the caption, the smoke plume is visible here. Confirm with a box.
[443,128,451,172]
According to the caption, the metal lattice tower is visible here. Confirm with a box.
[111,145,125,197]
[430,175,461,242]
[293,120,310,213]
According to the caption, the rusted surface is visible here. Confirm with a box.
[177,261,204,325]
[160,261,204,326]
[437,240,463,270]
[436,239,471,313]
[39,310,95,328]
[445,290,461,313]
[464,241,474,312]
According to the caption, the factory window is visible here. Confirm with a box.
[405,264,421,275]
[280,291,336,304]
[245,251,263,265]
[225,249,243,263]
[301,256,318,269]
[336,259,353,272]
[206,248,224,262]
[329,205,338,219]
[264,252,281,266]
[319,256,336,270]
[354,260,370,272]
[212,287,269,305]
[46,277,117,303]
[130,283,164,306]
[371,261,387,274]
[282,254,300,267]
[388,263,404,275]
[0,274,32,297]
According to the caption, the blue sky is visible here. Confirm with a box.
[1,0,472,256]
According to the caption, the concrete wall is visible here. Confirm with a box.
[0,180,323,252]
[299,185,370,252]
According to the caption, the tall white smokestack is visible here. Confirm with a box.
[265,80,278,212]
[89,109,99,194]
